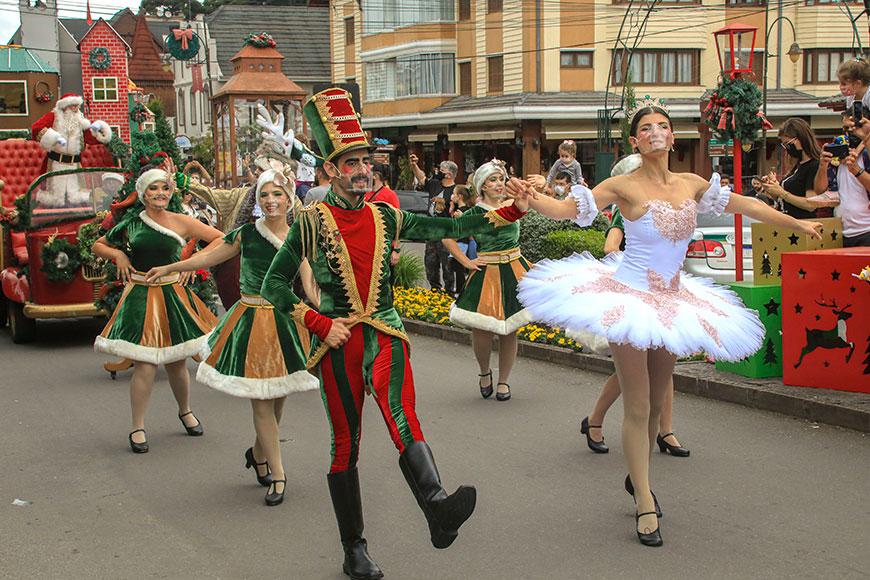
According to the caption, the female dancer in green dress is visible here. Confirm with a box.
[146,169,319,505]
[443,159,532,401]
[93,169,223,453]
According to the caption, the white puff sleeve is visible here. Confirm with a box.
[567,184,599,227]
[697,173,729,216]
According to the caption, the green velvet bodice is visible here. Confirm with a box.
[106,211,184,271]
[464,204,521,252]
[224,219,283,296]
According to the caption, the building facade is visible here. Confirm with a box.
[79,19,131,143]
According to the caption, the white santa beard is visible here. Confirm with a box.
[54,109,84,155]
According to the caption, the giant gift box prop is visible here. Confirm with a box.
[716,282,783,378]
[781,248,870,394]
[752,218,842,285]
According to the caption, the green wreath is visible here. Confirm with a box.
[166,29,200,61]
[130,103,149,124]
[702,76,771,143]
[89,47,111,70]
[41,234,82,283]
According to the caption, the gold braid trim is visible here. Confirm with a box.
[364,203,386,314]
[318,206,365,313]
[291,302,311,324]
[485,208,511,228]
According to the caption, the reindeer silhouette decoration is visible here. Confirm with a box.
[794,297,855,369]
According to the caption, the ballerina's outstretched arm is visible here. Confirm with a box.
[505,176,619,224]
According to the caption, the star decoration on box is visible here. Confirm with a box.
[794,303,803,314]
[815,314,821,321]
[763,298,780,316]
[823,361,830,368]
[798,268,807,279]
[788,233,800,245]
[850,285,857,293]
[773,230,778,237]
[831,270,841,281]
[831,230,838,241]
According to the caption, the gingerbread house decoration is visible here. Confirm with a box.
[78,18,132,143]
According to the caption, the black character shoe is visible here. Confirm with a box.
[128,429,148,454]
[265,479,286,506]
[244,447,272,487]
[495,383,511,402]
[479,370,493,399]
[580,416,609,454]
[178,411,203,436]
[399,441,477,549]
[624,475,662,518]
[327,468,384,580]
[636,511,663,547]
[657,432,691,457]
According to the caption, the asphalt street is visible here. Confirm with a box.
[1,318,868,580]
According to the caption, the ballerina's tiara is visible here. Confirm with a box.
[626,95,670,122]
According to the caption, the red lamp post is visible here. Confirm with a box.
[713,23,758,282]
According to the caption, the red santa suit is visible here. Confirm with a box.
[30,93,112,207]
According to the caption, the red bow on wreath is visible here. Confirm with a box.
[173,28,194,50]
[718,107,736,131]
[757,112,774,130]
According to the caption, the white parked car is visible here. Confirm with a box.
[683,210,757,284]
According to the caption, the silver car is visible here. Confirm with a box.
[683,210,757,283]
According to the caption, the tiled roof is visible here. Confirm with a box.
[60,9,173,51]
[206,4,330,83]
[0,45,59,73]
[128,15,173,82]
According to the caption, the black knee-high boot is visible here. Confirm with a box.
[398,441,477,549]
[327,468,384,580]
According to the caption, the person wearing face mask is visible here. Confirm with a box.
[442,159,532,402]
[838,58,870,111]
[144,170,319,506]
[261,88,529,580]
[410,154,458,291]
[92,169,223,454]
[760,118,823,220]
[549,171,574,199]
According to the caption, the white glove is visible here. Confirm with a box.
[89,122,101,131]
[300,153,316,168]
[256,103,295,153]
[57,137,67,148]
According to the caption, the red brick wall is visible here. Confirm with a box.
[79,21,130,144]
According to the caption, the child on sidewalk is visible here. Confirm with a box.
[546,140,584,186]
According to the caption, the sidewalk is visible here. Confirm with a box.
[404,319,870,433]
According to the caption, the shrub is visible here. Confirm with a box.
[541,229,605,260]
[392,252,425,288]
[519,210,575,263]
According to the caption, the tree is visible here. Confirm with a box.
[763,337,777,366]
[761,250,772,276]
[619,69,636,156]
[147,99,181,168]
[141,0,209,18]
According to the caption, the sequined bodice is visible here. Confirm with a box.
[613,198,698,291]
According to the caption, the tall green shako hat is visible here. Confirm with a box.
[303,87,371,163]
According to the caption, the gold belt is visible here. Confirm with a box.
[240,294,274,308]
[477,248,522,264]
[130,271,179,286]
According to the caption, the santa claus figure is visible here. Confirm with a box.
[30,93,112,207]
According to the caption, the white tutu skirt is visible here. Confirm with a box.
[517,252,764,361]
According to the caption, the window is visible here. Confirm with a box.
[459,61,472,96]
[488,0,503,12]
[0,80,27,116]
[190,91,197,126]
[488,55,503,94]
[177,89,186,127]
[108,125,121,137]
[365,53,455,101]
[345,17,355,45]
[142,121,156,132]
[612,50,699,85]
[804,49,857,84]
[92,77,118,102]
[362,0,455,35]
[459,0,471,20]
[560,50,593,69]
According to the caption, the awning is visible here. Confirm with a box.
[448,129,515,142]
[544,123,703,140]
[408,133,439,143]
[176,135,192,149]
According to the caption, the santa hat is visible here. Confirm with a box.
[55,94,84,111]
[136,169,173,195]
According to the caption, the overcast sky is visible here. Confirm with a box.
[1,1,142,44]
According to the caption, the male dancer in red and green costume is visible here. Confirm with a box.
[261,88,528,580]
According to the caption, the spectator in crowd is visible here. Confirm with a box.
[367,163,400,207]
[548,171,575,198]
[839,57,870,111]
[546,140,584,186]
[758,118,823,219]
[304,165,331,206]
[410,154,457,291]
[720,176,732,195]
[446,184,478,296]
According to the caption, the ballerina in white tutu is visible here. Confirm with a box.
[509,99,823,547]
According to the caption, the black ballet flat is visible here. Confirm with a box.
[479,370,493,399]
[244,447,272,487]
[265,479,286,506]
[624,475,662,518]
[580,416,609,454]
[178,411,203,436]
[495,382,511,401]
[636,511,663,547]
[657,432,690,457]
[128,429,148,454]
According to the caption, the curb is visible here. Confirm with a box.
[402,318,870,433]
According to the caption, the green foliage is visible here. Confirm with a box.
[107,133,131,164]
[396,156,415,190]
[77,221,102,265]
[392,252,425,288]
[190,135,215,174]
[151,99,181,168]
[0,129,30,140]
[704,76,765,143]
[620,69,636,155]
[141,0,209,18]
[541,229,606,261]
[40,236,82,283]
[519,210,577,263]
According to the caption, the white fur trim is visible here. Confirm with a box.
[55,95,83,110]
[39,127,62,150]
[472,160,508,196]
[139,211,186,246]
[254,217,285,250]
[449,304,533,336]
[78,116,92,130]
[136,169,172,195]
[567,185,598,227]
[94,335,206,365]
[90,120,112,144]
[196,361,319,399]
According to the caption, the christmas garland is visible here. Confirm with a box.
[167,28,200,61]
[244,33,277,49]
[88,47,112,70]
[703,76,772,143]
[130,103,149,124]
[41,233,82,283]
